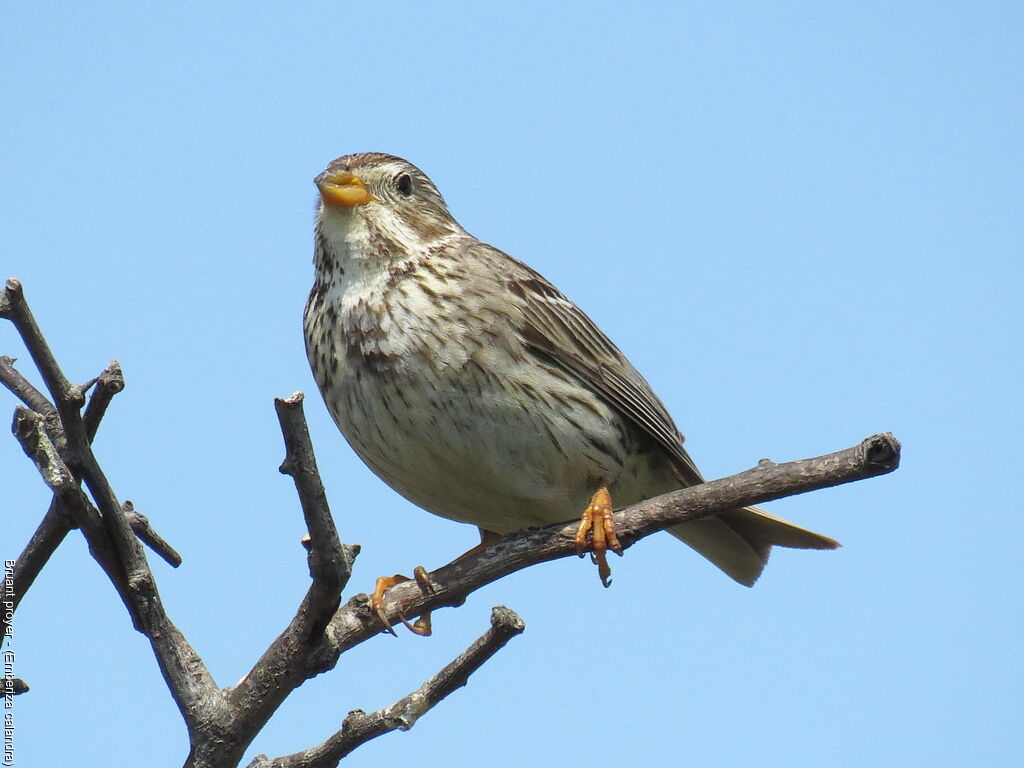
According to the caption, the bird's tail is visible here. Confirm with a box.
[668,506,839,586]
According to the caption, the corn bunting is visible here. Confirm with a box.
[304,153,838,630]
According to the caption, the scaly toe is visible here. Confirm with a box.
[413,565,437,595]
[575,486,619,586]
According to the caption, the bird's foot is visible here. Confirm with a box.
[573,486,622,587]
[372,565,435,636]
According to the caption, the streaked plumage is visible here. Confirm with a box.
[304,152,838,586]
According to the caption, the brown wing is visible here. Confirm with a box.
[501,253,704,485]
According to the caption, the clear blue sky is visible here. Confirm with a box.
[3,3,1021,766]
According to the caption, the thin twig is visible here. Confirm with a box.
[2,679,30,696]
[273,392,355,633]
[0,355,54,414]
[0,355,61,447]
[0,280,83,420]
[248,606,526,768]
[123,501,183,568]
[82,360,124,442]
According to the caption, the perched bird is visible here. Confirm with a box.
[304,152,838,629]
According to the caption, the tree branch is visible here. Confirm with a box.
[8,402,217,723]
[247,606,526,768]
[7,406,132,622]
[188,395,360,768]
[3,358,130,635]
[2,678,30,697]
[12,406,74,491]
[0,279,84,423]
[326,433,901,652]
[273,393,356,635]
[123,501,183,568]
[82,360,124,442]
[0,354,62,447]
[2,278,219,733]
[3,501,74,621]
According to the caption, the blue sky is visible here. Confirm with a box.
[2,3,1021,766]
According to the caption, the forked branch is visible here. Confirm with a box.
[247,606,526,768]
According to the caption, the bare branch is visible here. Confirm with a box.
[82,360,124,442]
[0,355,53,414]
[3,502,74,621]
[248,606,526,768]
[195,395,361,767]
[2,678,30,697]
[1,279,84,418]
[123,501,183,568]
[11,406,74,491]
[2,279,219,732]
[4,360,128,634]
[2,284,142,599]
[274,393,356,630]
[7,406,133,623]
[326,433,901,651]
[0,354,61,447]
[5,409,87,626]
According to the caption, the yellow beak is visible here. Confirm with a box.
[316,169,376,207]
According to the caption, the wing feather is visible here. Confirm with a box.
[502,255,703,483]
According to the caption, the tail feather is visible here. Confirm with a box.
[668,506,839,586]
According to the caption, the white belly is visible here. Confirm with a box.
[321,356,635,533]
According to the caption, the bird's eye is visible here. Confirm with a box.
[396,173,414,196]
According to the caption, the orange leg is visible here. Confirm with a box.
[573,486,622,587]
[372,570,433,637]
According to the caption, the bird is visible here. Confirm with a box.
[303,152,838,631]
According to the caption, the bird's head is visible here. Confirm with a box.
[314,153,463,265]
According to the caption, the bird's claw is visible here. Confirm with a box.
[372,570,435,637]
[574,486,622,587]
